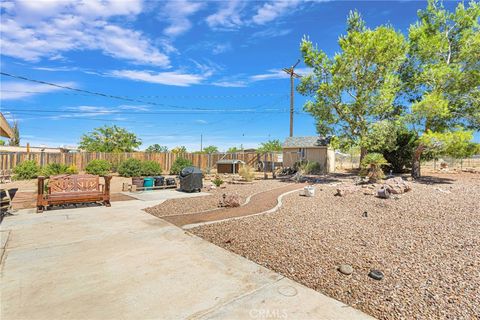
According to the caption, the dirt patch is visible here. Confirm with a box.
[145,179,290,217]
[162,183,305,227]
[191,173,480,319]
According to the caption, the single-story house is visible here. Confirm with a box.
[282,136,335,173]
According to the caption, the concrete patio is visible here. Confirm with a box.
[1,191,373,319]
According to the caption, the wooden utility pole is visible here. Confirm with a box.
[282,59,302,137]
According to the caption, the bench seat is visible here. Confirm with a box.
[37,174,111,212]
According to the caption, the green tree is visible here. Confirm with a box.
[171,146,187,154]
[9,121,20,146]
[78,125,141,152]
[298,10,407,163]
[0,140,5,145]
[405,0,480,177]
[202,145,219,154]
[227,146,240,153]
[258,139,282,153]
[145,144,168,153]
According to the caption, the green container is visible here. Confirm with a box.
[143,177,154,190]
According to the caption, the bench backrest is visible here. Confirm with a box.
[49,174,100,194]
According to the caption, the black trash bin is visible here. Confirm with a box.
[179,166,203,192]
[154,176,165,187]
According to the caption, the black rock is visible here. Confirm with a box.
[369,269,384,280]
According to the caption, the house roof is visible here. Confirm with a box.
[283,136,325,148]
[0,112,14,139]
[217,160,245,164]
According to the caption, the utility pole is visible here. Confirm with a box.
[200,134,203,152]
[282,59,302,137]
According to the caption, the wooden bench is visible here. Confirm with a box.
[37,174,112,213]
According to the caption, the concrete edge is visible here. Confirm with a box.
[182,187,304,229]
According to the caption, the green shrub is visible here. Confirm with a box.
[66,164,79,174]
[360,153,389,182]
[141,160,162,176]
[238,165,255,182]
[13,160,40,180]
[118,158,143,177]
[41,163,70,177]
[170,157,193,175]
[303,161,323,175]
[212,176,224,187]
[85,159,111,176]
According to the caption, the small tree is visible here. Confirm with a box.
[258,139,282,153]
[0,140,5,145]
[9,121,20,146]
[171,146,187,154]
[145,144,168,153]
[78,125,141,152]
[227,146,240,153]
[202,145,218,154]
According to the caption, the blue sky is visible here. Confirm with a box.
[1,0,474,151]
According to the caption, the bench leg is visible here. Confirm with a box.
[104,200,111,207]
[37,206,44,213]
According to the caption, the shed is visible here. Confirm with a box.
[216,159,245,174]
[282,136,335,173]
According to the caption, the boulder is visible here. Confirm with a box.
[219,194,240,208]
[335,185,358,196]
[382,177,412,194]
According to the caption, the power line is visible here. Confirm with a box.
[0,89,288,99]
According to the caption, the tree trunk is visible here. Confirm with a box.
[411,144,425,179]
[359,147,367,167]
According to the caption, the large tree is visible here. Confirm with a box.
[258,139,282,153]
[78,125,141,152]
[405,0,480,177]
[298,11,407,162]
[202,145,219,154]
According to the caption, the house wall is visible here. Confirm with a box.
[282,147,335,173]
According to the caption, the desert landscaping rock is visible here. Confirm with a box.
[191,173,480,320]
[368,270,384,280]
[338,264,353,275]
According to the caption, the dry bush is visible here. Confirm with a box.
[239,165,255,182]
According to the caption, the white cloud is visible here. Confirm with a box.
[212,80,248,88]
[194,119,208,124]
[250,67,312,81]
[252,0,301,25]
[212,43,232,55]
[0,0,170,67]
[206,0,244,29]
[109,70,206,87]
[161,0,204,37]
[0,81,76,100]
[118,105,150,111]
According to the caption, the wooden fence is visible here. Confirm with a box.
[0,151,280,173]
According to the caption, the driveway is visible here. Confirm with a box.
[1,191,373,319]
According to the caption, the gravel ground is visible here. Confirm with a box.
[145,179,289,217]
[191,173,480,319]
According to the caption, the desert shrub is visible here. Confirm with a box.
[170,157,193,175]
[360,153,389,182]
[212,176,224,187]
[13,160,40,180]
[141,160,162,176]
[293,160,308,172]
[238,165,255,182]
[303,161,323,174]
[41,163,70,177]
[66,164,78,174]
[85,159,111,176]
[118,158,143,177]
